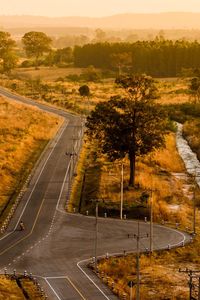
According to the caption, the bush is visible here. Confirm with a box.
[79,85,90,97]
[20,60,33,68]
[55,77,65,82]
[66,74,81,82]
[81,66,101,82]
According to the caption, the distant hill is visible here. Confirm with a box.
[1,12,200,29]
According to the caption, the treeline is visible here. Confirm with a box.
[2,29,200,78]
[74,40,200,77]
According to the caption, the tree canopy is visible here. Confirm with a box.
[0,31,17,73]
[189,73,200,103]
[86,75,167,186]
[22,31,52,67]
[79,85,90,97]
[74,40,200,77]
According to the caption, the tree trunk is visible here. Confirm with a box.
[129,152,136,187]
[35,55,39,70]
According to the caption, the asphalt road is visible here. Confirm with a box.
[0,87,191,300]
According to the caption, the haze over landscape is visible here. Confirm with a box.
[2,13,200,29]
[1,0,200,17]
[1,0,200,30]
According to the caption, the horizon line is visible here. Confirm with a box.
[1,11,200,19]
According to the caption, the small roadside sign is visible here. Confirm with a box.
[128,280,134,288]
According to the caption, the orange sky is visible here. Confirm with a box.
[1,0,200,17]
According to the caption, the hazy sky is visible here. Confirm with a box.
[1,0,200,17]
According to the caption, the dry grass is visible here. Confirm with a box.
[0,66,124,118]
[156,78,190,105]
[75,133,190,225]
[12,67,84,81]
[0,71,190,116]
[20,278,45,299]
[68,141,90,212]
[0,276,45,299]
[0,96,62,221]
[0,276,25,299]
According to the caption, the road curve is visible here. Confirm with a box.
[0,87,191,300]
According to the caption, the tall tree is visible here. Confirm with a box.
[86,75,167,186]
[22,31,52,68]
[189,76,200,103]
[0,31,17,73]
[110,52,132,75]
[54,47,73,66]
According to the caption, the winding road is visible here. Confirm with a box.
[0,87,191,300]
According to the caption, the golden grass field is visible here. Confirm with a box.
[69,133,193,226]
[12,67,84,81]
[0,96,62,222]
[0,68,191,118]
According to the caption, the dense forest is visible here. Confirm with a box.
[2,28,200,77]
[74,40,200,77]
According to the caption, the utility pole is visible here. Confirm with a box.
[193,168,197,235]
[150,190,153,254]
[90,199,101,272]
[136,222,140,300]
[95,200,99,272]
[179,268,200,300]
[120,162,124,220]
[130,221,148,300]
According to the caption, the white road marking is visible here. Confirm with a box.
[77,260,111,300]
[45,276,68,279]
[45,278,62,300]
[152,223,187,249]
[45,276,87,300]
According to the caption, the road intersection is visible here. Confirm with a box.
[0,88,191,299]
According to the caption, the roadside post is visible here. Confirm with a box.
[128,280,134,300]
[90,198,102,272]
